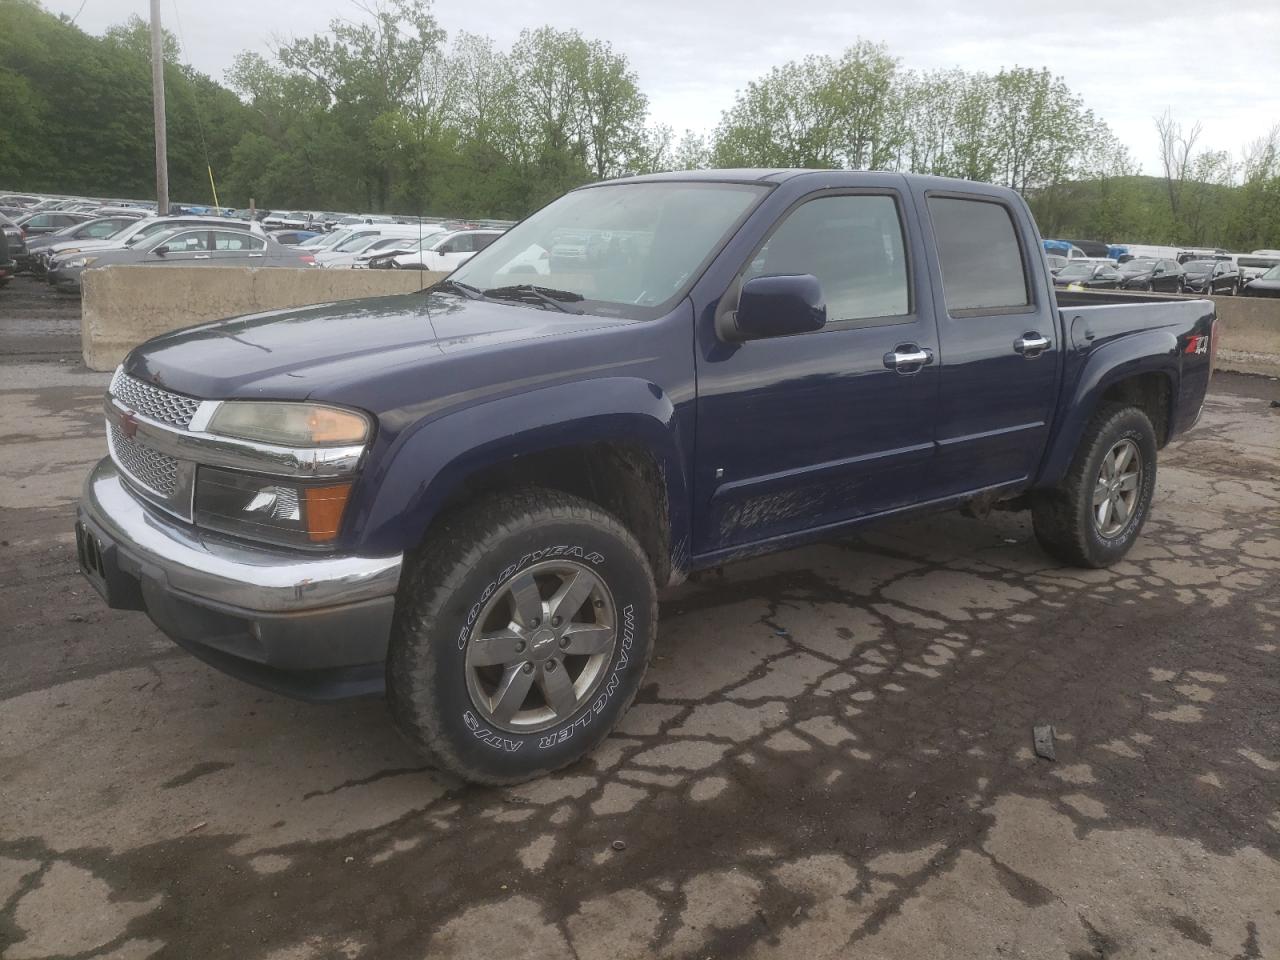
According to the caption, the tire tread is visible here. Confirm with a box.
[387,487,656,785]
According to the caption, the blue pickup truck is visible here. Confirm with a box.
[77,170,1215,783]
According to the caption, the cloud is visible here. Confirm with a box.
[41,0,1280,173]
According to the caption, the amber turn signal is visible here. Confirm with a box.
[303,483,353,542]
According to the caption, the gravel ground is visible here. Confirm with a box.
[1,278,1278,959]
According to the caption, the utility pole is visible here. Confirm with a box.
[150,0,169,215]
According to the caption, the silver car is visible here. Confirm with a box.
[49,226,315,291]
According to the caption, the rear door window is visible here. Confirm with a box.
[213,232,264,252]
[927,196,1031,314]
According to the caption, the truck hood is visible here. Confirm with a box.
[124,291,633,403]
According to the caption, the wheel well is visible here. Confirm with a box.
[1099,372,1172,447]
[435,441,672,583]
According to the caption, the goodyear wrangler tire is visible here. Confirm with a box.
[387,488,657,785]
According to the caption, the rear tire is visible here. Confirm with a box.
[387,488,657,784]
[1032,405,1157,568]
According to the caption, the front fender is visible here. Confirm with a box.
[1036,329,1179,488]
[351,376,690,562]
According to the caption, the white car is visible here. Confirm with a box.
[313,225,447,266]
[383,229,505,272]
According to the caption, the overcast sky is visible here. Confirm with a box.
[43,0,1280,174]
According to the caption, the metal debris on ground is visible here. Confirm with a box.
[612,840,626,851]
[1033,724,1057,761]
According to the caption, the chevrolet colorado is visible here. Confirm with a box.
[76,170,1215,783]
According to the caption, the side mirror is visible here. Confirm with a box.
[1153,267,1164,275]
[153,245,169,256]
[726,274,827,342]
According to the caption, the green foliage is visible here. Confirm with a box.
[0,0,250,202]
[1,2,1276,249]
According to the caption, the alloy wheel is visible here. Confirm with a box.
[1092,439,1142,538]
[463,560,617,732]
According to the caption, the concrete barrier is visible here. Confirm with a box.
[81,266,446,370]
[1208,293,1280,377]
[80,265,1280,376]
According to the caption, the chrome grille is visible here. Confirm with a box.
[109,423,179,497]
[110,369,201,429]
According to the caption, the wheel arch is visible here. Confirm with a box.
[356,377,691,585]
[1037,336,1178,488]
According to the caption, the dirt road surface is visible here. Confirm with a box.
[2,276,1278,959]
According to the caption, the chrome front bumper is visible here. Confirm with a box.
[77,457,403,699]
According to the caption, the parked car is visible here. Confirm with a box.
[312,225,444,266]
[1180,259,1238,296]
[1117,258,1184,292]
[1053,261,1123,289]
[23,215,144,274]
[380,229,504,272]
[268,229,320,246]
[1241,264,1280,298]
[1045,254,1069,276]
[1234,253,1280,288]
[0,213,26,274]
[50,227,313,290]
[320,235,429,269]
[263,211,313,230]
[0,222,13,287]
[43,216,262,288]
[16,210,94,238]
[75,170,1216,784]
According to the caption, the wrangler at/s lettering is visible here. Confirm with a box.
[77,170,1214,783]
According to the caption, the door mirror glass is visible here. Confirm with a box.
[153,245,169,256]
[729,274,827,341]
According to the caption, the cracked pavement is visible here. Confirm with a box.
[2,279,1279,959]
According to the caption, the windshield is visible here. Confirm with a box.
[1183,260,1214,273]
[1120,259,1156,275]
[1261,265,1280,281]
[1058,264,1093,279]
[451,181,769,318]
[332,233,382,253]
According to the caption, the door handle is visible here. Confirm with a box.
[883,345,934,374]
[1014,333,1051,356]
[193,254,211,260]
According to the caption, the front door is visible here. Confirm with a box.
[912,189,1062,494]
[693,189,941,555]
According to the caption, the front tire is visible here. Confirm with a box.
[1032,405,1158,568]
[388,488,657,784]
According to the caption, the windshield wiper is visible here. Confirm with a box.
[482,284,584,314]
[432,278,486,300]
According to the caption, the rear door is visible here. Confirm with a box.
[693,184,941,554]
[911,187,1061,495]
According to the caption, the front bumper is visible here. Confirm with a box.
[77,457,403,699]
[47,264,84,290]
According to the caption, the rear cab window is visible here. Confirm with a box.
[927,196,1031,315]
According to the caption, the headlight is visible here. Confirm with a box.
[66,256,97,269]
[194,467,353,546]
[206,402,371,447]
